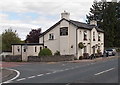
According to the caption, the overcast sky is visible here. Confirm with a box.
[0,0,113,40]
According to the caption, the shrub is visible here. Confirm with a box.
[97,49,101,54]
[54,50,60,55]
[90,54,96,59]
[78,42,84,49]
[74,57,78,60]
[116,48,120,52]
[79,56,83,60]
[38,48,52,56]
[83,53,89,59]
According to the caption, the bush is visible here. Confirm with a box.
[83,53,89,59]
[74,57,78,60]
[95,52,102,57]
[90,54,95,59]
[78,42,84,49]
[116,48,120,52]
[79,56,83,60]
[38,48,52,56]
[54,50,60,55]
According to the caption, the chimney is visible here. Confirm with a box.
[90,20,97,26]
[61,11,70,20]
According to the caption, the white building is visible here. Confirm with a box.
[12,11,104,61]
[12,43,43,61]
[39,11,104,59]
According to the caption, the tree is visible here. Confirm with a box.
[86,0,107,28]
[25,28,41,43]
[86,1,120,47]
[2,29,21,51]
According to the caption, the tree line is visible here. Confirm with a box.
[86,0,120,47]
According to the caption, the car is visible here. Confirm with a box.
[105,49,116,56]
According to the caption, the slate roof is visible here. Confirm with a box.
[40,18,104,37]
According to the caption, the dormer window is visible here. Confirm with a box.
[98,33,101,41]
[49,33,54,40]
[93,32,95,41]
[60,27,68,36]
[83,31,87,41]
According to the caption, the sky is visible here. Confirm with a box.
[0,0,115,40]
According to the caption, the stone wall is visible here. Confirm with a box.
[2,55,22,62]
[28,55,74,62]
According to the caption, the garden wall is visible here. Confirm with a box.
[2,55,22,62]
[28,55,74,62]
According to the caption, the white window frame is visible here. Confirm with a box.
[49,33,54,40]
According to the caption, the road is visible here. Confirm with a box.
[2,56,118,84]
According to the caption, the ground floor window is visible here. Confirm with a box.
[35,47,37,52]
[23,49,26,52]
[40,47,42,50]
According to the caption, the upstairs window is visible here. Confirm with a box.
[83,31,87,41]
[60,27,68,36]
[49,33,54,40]
[93,32,95,41]
[98,33,101,41]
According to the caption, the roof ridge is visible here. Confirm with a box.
[70,19,87,25]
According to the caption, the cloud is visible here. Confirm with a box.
[0,0,98,40]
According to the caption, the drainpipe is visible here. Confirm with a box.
[13,45,14,55]
[43,35,44,48]
[21,45,22,60]
[76,28,78,57]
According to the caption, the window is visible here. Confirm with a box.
[45,46,47,48]
[49,33,54,40]
[23,49,26,52]
[23,46,27,52]
[35,47,37,52]
[60,27,68,36]
[40,47,42,50]
[98,46,100,50]
[17,46,20,52]
[93,32,95,41]
[98,33,101,41]
[83,31,87,40]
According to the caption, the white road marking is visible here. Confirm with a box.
[16,78,26,81]
[59,70,64,72]
[46,73,51,75]
[28,76,36,79]
[52,71,57,73]
[64,68,69,71]
[94,68,115,76]
[2,68,20,83]
[75,66,79,68]
[70,67,74,69]
[37,74,44,77]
